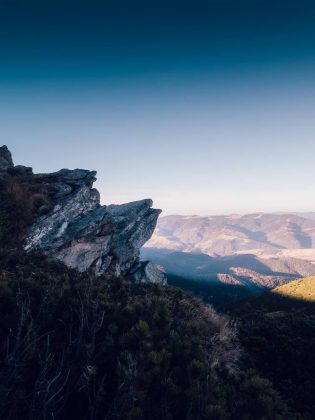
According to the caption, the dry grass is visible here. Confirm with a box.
[272,276,315,302]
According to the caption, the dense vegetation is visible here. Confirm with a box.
[231,288,315,419]
[170,271,315,419]
[0,250,294,420]
[0,172,295,419]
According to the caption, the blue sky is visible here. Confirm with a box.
[1,0,315,214]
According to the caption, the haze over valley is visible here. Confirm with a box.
[143,212,315,293]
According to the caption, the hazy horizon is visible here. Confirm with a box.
[152,211,315,217]
[1,1,315,214]
[159,211,315,215]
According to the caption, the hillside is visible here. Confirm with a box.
[231,280,315,418]
[272,276,315,302]
[141,248,315,304]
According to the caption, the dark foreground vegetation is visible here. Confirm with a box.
[231,291,315,420]
[0,249,294,420]
[167,272,315,419]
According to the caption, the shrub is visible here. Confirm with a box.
[0,174,52,247]
[0,250,293,420]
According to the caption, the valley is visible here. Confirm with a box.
[142,213,315,304]
[146,213,315,255]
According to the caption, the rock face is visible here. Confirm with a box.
[2,145,166,284]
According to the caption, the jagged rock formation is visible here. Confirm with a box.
[0,146,166,284]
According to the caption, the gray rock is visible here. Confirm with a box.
[14,152,167,284]
[0,145,14,171]
[129,261,167,284]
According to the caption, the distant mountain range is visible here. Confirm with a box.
[143,213,315,292]
[146,213,315,255]
[293,212,315,221]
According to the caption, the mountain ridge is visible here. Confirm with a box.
[147,213,315,256]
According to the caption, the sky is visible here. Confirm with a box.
[0,0,315,215]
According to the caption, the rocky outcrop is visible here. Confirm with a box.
[1,146,166,284]
[0,146,14,172]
